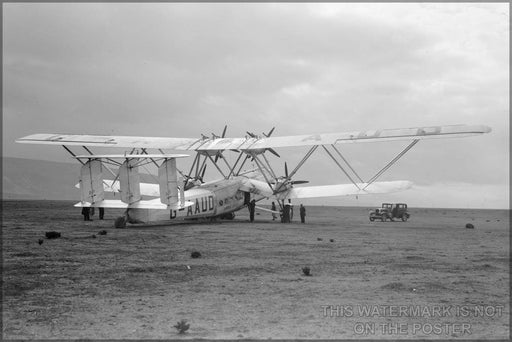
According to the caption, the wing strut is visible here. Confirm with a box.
[288,145,318,179]
[227,152,245,178]
[363,139,419,189]
[322,145,361,190]
[250,153,274,187]
[261,153,278,179]
[331,145,364,183]
[62,145,84,165]
[205,153,227,178]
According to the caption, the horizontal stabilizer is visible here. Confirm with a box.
[286,180,413,199]
[77,180,161,197]
[99,180,160,197]
[74,199,194,210]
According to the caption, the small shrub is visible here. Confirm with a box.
[302,267,311,276]
[174,319,190,334]
[38,239,44,245]
[92,234,97,239]
[465,223,474,229]
[329,239,334,242]
[98,230,107,235]
[191,251,201,259]
[317,238,322,241]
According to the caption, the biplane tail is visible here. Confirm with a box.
[75,154,192,210]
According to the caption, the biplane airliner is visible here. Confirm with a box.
[16,124,490,227]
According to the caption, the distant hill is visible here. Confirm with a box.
[2,157,160,200]
[2,157,81,200]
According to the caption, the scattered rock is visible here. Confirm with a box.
[45,231,61,239]
[317,238,323,241]
[98,230,107,235]
[381,282,407,291]
[38,239,44,245]
[191,251,201,259]
[329,239,334,242]
[114,216,126,229]
[465,223,475,229]
[92,235,97,239]
[302,267,311,276]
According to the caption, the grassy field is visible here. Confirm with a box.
[2,200,509,339]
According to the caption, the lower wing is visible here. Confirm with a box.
[241,179,412,199]
[287,180,412,199]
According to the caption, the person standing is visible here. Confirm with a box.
[249,199,256,222]
[283,201,291,223]
[99,207,105,220]
[288,199,294,222]
[300,204,306,223]
[81,207,91,221]
[271,202,277,221]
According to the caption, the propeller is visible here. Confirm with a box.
[264,127,280,158]
[246,127,280,158]
[272,162,309,194]
[185,126,227,190]
[214,125,228,162]
[263,127,275,137]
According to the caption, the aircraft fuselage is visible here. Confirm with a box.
[126,178,256,223]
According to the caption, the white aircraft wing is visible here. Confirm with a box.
[230,124,491,150]
[16,133,202,150]
[240,177,413,199]
[286,180,413,199]
[77,180,161,197]
[74,198,193,210]
[16,124,490,151]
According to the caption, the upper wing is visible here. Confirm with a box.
[16,133,202,150]
[16,124,491,151]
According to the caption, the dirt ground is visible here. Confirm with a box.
[2,200,509,339]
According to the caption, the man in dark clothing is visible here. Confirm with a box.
[248,199,256,222]
[282,202,290,223]
[81,207,91,221]
[99,207,105,220]
[288,199,294,222]
[271,202,277,221]
[300,204,306,223]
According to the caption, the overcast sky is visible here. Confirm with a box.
[3,3,509,208]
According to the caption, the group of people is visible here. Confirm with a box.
[81,207,104,221]
[250,199,306,223]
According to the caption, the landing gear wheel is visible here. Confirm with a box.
[114,216,126,228]
[369,217,374,222]
[381,216,385,222]
[402,215,408,222]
